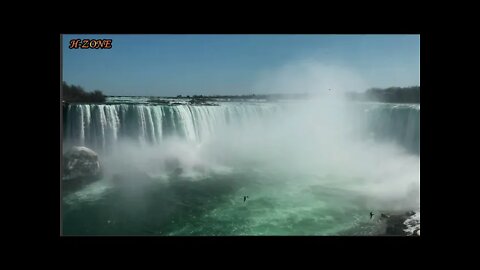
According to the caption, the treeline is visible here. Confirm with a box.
[346,86,420,103]
[175,93,310,101]
[62,81,106,103]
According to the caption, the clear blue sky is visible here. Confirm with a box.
[62,34,420,96]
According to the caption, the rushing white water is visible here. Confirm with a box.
[64,102,280,151]
[64,100,419,155]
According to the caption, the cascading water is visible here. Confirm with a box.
[62,97,419,236]
[63,101,419,155]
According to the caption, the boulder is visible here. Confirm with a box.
[63,146,101,182]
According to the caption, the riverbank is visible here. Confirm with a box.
[378,211,420,236]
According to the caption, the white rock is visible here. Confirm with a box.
[63,146,101,181]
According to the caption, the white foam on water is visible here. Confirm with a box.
[63,180,113,205]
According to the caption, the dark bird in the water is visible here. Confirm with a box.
[244,196,249,202]
[380,213,389,219]
[370,211,375,219]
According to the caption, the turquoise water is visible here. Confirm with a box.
[62,171,387,236]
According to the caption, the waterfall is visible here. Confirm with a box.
[63,101,420,155]
[63,103,276,152]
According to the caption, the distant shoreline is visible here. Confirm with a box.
[62,97,421,106]
[62,82,420,104]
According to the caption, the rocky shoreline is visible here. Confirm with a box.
[379,211,420,236]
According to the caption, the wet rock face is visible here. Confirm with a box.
[385,215,409,235]
[382,211,420,236]
[63,146,101,181]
